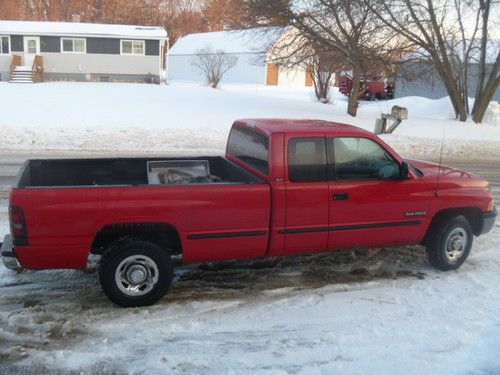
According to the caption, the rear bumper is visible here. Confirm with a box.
[481,207,497,235]
[1,234,23,271]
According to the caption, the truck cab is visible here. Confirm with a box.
[227,119,432,256]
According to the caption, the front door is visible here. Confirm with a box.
[266,63,279,85]
[327,136,431,249]
[23,37,40,67]
[284,136,330,254]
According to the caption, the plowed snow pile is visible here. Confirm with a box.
[0,82,499,161]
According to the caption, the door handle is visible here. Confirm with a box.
[333,192,349,201]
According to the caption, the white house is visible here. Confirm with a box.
[0,20,168,83]
[167,27,313,87]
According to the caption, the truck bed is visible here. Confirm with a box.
[10,156,271,269]
[16,156,263,188]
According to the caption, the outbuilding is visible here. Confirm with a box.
[395,40,499,100]
[168,27,313,87]
[0,20,168,83]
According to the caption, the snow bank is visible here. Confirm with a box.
[0,82,499,161]
[483,101,500,128]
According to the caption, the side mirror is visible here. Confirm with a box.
[378,163,401,180]
[401,161,409,179]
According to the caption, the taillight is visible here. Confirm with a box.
[9,205,28,239]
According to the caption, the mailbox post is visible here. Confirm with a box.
[374,106,408,134]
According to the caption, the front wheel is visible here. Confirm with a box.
[426,216,473,271]
[98,240,174,307]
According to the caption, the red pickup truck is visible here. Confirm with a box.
[1,119,496,306]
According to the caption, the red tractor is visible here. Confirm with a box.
[338,75,395,100]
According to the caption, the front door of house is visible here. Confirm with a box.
[23,37,40,67]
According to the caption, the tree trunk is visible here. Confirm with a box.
[454,89,468,122]
[313,69,332,103]
[348,67,360,117]
[472,0,490,117]
[459,57,469,115]
[438,69,468,121]
[472,72,499,123]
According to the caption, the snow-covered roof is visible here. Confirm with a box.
[0,20,167,39]
[169,27,285,55]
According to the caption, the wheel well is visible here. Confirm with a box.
[424,207,483,244]
[91,222,182,255]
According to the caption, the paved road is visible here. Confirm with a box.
[449,161,500,200]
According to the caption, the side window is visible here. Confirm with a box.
[288,138,326,182]
[61,38,86,53]
[331,137,400,180]
[121,40,145,55]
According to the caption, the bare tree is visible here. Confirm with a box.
[8,1,209,45]
[191,46,238,88]
[306,49,346,103]
[248,0,405,116]
[310,55,336,103]
[471,0,499,123]
[369,0,499,123]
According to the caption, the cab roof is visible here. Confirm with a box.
[234,119,373,137]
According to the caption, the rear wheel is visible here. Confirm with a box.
[98,239,174,307]
[426,216,473,271]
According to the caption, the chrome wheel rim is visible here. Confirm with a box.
[115,255,159,296]
[445,228,467,261]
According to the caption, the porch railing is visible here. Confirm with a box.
[32,55,44,83]
[10,54,22,76]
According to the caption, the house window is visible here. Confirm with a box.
[0,36,10,54]
[121,40,145,55]
[61,38,86,53]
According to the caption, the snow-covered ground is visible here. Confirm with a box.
[0,81,500,373]
[1,210,499,373]
[0,81,499,161]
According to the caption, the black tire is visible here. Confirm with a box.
[426,215,473,271]
[98,239,174,307]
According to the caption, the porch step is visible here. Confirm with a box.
[10,67,34,83]
[14,65,31,71]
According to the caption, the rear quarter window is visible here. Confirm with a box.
[288,137,327,182]
[227,126,269,175]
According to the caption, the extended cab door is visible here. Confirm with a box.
[283,136,330,254]
[327,137,430,249]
